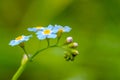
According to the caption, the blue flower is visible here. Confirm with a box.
[36,25,58,40]
[28,26,44,32]
[54,25,72,33]
[9,35,32,46]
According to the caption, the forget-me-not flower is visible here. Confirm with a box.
[28,26,44,32]
[36,25,58,40]
[54,25,72,33]
[9,35,32,46]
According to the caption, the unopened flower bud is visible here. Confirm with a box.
[68,42,78,48]
[64,51,71,61]
[21,54,28,65]
[71,49,79,56]
[66,37,73,43]
[73,42,78,47]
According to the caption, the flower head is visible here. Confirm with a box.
[28,26,44,32]
[36,25,58,40]
[9,35,32,46]
[54,25,72,33]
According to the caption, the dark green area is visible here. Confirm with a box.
[0,0,120,80]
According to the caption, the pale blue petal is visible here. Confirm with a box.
[23,35,32,41]
[9,40,15,46]
[37,34,46,40]
[36,31,43,35]
[28,28,37,32]
[47,34,57,38]
[9,40,19,46]
[39,27,45,31]
[55,25,62,29]
[47,25,53,30]
[53,25,63,33]
[52,27,59,33]
[63,26,71,32]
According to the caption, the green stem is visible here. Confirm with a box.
[30,47,48,60]
[56,38,59,45]
[21,47,29,58]
[11,59,28,80]
[46,38,50,47]
[30,45,59,61]
[56,37,60,45]
[11,45,62,80]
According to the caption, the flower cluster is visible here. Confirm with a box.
[28,25,71,40]
[9,24,79,61]
[9,25,71,46]
[9,24,80,80]
[63,37,79,61]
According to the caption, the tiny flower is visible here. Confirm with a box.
[66,37,73,43]
[54,25,71,38]
[36,25,58,40]
[54,25,72,33]
[28,26,44,32]
[9,35,32,46]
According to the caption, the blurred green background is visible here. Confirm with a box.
[0,0,120,80]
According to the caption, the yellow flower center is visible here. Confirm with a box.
[15,36,23,40]
[44,30,51,34]
[36,26,42,29]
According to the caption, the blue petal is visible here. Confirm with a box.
[36,31,43,35]
[37,34,46,40]
[52,26,59,33]
[28,28,37,32]
[9,40,15,46]
[23,35,32,41]
[47,34,57,38]
[53,25,63,33]
[9,40,19,46]
[55,25,62,29]
[47,25,53,30]
[63,26,71,32]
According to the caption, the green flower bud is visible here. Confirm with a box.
[71,49,79,56]
[68,42,78,48]
[64,51,71,61]
[21,54,28,65]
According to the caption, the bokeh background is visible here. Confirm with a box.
[0,0,120,80]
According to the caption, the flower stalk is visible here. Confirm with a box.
[9,24,79,80]
[11,54,28,80]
